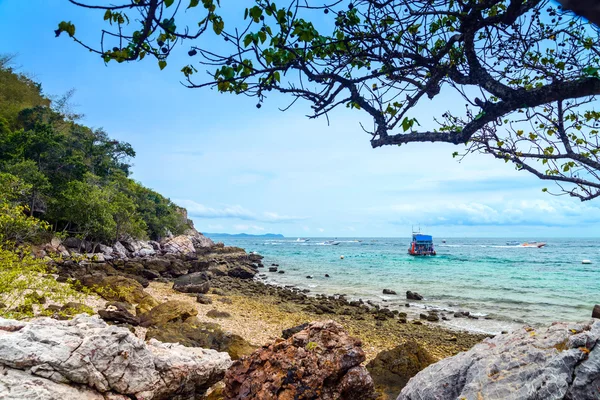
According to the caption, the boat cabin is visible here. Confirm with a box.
[408,233,436,256]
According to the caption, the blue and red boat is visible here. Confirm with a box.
[408,232,436,256]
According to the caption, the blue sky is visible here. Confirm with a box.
[0,0,598,237]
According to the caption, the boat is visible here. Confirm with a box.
[324,240,340,245]
[506,241,520,246]
[519,242,546,248]
[442,239,447,244]
[408,232,436,256]
[296,238,309,242]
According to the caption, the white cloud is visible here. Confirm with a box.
[382,199,600,227]
[176,199,308,223]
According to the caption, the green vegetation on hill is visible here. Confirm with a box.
[0,55,187,244]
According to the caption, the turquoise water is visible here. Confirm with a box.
[214,237,600,334]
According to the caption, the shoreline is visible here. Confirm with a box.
[146,275,489,362]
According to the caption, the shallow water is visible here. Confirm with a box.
[212,237,600,334]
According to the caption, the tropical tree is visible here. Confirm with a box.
[58,0,600,200]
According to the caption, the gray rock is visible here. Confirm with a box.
[173,272,211,293]
[593,304,600,319]
[0,367,129,400]
[112,241,129,258]
[383,289,397,295]
[162,235,196,257]
[406,291,423,300]
[398,320,600,400]
[0,314,231,399]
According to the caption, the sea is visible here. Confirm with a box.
[211,237,599,335]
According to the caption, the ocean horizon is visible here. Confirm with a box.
[211,236,600,334]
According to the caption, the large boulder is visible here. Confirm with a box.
[82,275,159,310]
[398,320,600,400]
[224,320,376,399]
[112,241,129,259]
[146,319,256,360]
[173,272,211,293]
[139,300,198,327]
[366,340,435,399]
[0,314,231,399]
[162,235,196,257]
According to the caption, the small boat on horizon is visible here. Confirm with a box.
[324,240,340,245]
[296,238,310,242]
[519,242,546,248]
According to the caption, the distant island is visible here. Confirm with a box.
[203,233,285,238]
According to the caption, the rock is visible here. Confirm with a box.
[367,340,435,400]
[146,319,255,360]
[206,310,231,319]
[63,237,91,252]
[112,241,129,258]
[224,320,376,400]
[0,367,130,400]
[197,294,213,305]
[226,264,257,280]
[144,257,171,273]
[0,314,230,399]
[383,289,397,295]
[97,244,113,256]
[218,298,233,305]
[593,304,600,319]
[325,273,331,277]
[98,302,140,326]
[306,275,313,279]
[399,320,600,400]
[173,272,211,293]
[268,267,278,272]
[406,290,423,300]
[278,270,285,274]
[281,323,309,339]
[162,235,196,257]
[83,275,159,310]
[140,300,198,327]
[426,312,440,322]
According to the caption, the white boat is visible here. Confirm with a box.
[296,238,309,242]
[324,240,340,245]
[519,242,546,248]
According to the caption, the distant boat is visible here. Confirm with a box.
[408,231,436,256]
[324,240,340,245]
[296,238,309,242]
[442,239,447,244]
[506,241,520,246]
[520,242,546,248]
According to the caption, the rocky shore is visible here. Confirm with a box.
[6,229,598,399]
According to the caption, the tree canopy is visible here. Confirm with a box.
[0,59,188,242]
[58,0,600,200]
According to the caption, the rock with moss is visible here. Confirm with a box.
[206,310,231,319]
[146,318,256,360]
[366,340,436,400]
[82,275,158,311]
[139,300,198,327]
[398,320,600,400]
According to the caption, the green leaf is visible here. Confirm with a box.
[103,10,112,21]
[57,21,76,37]
[243,34,253,47]
[164,0,175,7]
[158,60,167,70]
[188,0,200,8]
[212,17,224,35]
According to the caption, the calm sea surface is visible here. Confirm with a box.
[211,237,600,334]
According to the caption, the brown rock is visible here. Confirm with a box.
[146,319,256,360]
[99,302,140,325]
[366,340,436,399]
[593,304,600,319]
[224,320,376,400]
[139,300,198,327]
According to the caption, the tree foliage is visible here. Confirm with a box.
[0,61,188,242]
[59,0,600,200]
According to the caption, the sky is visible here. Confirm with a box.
[0,0,598,237]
